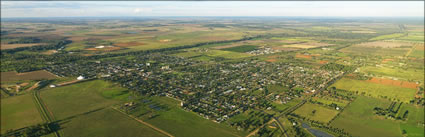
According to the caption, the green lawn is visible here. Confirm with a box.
[331,78,416,102]
[331,96,403,137]
[1,94,43,133]
[59,108,167,137]
[293,103,339,123]
[40,80,129,119]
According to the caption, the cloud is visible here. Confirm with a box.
[1,1,424,18]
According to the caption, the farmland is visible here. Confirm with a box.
[59,108,167,137]
[125,96,249,137]
[1,94,43,134]
[293,103,339,124]
[331,78,416,102]
[1,70,58,82]
[40,80,128,119]
[1,16,424,137]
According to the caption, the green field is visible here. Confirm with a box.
[331,78,416,102]
[340,46,409,56]
[130,96,248,137]
[371,33,406,41]
[293,103,339,123]
[360,66,424,82]
[311,96,349,108]
[173,49,252,60]
[331,96,403,137]
[41,80,129,119]
[222,45,258,53]
[1,94,43,133]
[398,104,425,137]
[59,108,167,137]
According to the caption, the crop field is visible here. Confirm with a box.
[370,33,406,41]
[367,77,418,89]
[311,96,349,108]
[40,80,129,119]
[293,103,339,124]
[1,94,43,133]
[331,96,403,137]
[397,32,425,43]
[173,49,253,60]
[0,43,45,50]
[1,70,58,82]
[107,31,246,51]
[221,45,258,53]
[354,41,413,48]
[340,45,410,56]
[397,105,425,137]
[59,108,167,137]
[331,78,416,102]
[129,96,248,137]
[360,66,424,82]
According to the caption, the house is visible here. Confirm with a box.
[77,76,85,80]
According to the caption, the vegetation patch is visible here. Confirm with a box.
[293,103,339,124]
[41,80,129,119]
[221,45,258,53]
[331,78,416,102]
[1,70,58,82]
[1,94,43,133]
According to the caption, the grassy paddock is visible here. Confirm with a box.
[331,78,416,102]
[131,96,248,137]
[331,96,403,137]
[1,94,43,133]
[293,103,339,123]
[40,80,129,119]
[59,108,167,137]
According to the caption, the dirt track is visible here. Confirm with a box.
[112,107,174,137]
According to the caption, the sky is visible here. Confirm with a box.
[1,1,424,18]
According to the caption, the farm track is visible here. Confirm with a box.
[26,81,40,91]
[111,107,175,137]
[32,89,61,137]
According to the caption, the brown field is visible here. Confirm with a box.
[319,60,328,64]
[266,59,277,62]
[415,44,424,50]
[1,43,44,50]
[354,41,412,48]
[381,58,394,63]
[115,42,145,47]
[1,70,58,82]
[295,54,312,59]
[367,77,418,89]
[282,42,331,49]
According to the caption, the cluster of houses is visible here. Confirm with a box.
[46,52,342,123]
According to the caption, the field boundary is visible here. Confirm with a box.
[111,107,174,137]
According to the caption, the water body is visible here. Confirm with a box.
[301,123,333,137]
